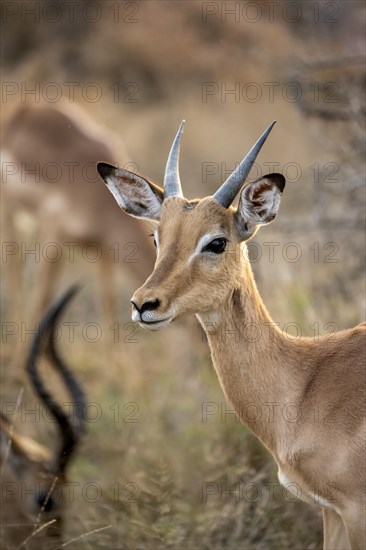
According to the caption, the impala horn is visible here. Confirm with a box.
[213,121,276,208]
[27,285,86,474]
[163,120,185,198]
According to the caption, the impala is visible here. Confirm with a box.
[1,102,155,325]
[97,122,366,549]
[0,286,85,549]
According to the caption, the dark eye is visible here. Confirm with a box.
[36,491,54,512]
[202,238,227,254]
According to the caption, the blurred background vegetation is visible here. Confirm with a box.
[1,0,365,548]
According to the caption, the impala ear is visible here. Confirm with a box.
[234,173,285,240]
[97,162,164,221]
[0,416,51,469]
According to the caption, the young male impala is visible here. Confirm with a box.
[97,122,366,549]
[0,286,85,549]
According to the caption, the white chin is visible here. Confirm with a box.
[138,318,172,331]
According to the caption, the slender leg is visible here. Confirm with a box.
[323,508,351,550]
[343,507,366,550]
[1,207,25,375]
[347,529,366,550]
[30,227,62,322]
[2,207,24,321]
[9,223,62,373]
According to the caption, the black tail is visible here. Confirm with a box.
[26,285,86,474]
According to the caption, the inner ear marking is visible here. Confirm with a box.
[99,165,164,222]
[153,230,160,255]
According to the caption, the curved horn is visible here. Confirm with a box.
[213,121,276,208]
[163,120,185,198]
[26,285,86,474]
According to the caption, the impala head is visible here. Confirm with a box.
[97,122,285,330]
[0,287,86,548]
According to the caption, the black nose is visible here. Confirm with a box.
[141,299,160,314]
[131,299,160,314]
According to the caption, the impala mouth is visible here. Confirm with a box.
[131,304,174,330]
[138,317,172,331]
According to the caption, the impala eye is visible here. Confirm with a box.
[203,238,227,254]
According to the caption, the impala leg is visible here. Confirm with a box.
[323,508,351,550]
[6,224,62,375]
[1,208,24,374]
[343,508,366,550]
[30,234,62,323]
[347,529,366,550]
[27,227,61,339]
[6,224,24,319]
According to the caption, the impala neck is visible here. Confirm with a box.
[197,245,299,456]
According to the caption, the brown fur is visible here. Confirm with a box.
[99,161,366,549]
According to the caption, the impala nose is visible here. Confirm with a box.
[131,299,160,315]
[141,299,160,313]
